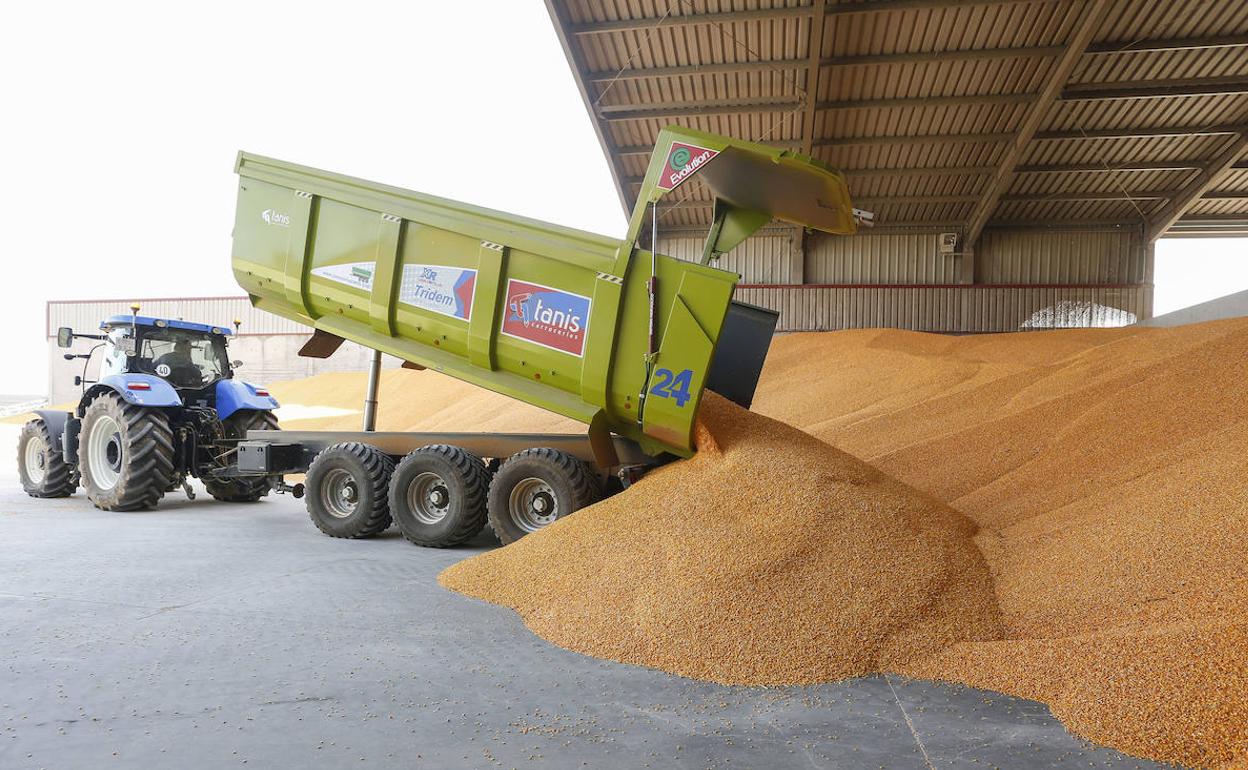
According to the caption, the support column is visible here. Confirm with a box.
[362,349,382,432]
[1143,239,1156,320]
[958,244,977,285]
[791,227,807,285]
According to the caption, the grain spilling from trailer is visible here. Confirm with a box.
[437,317,1248,770]
[441,392,1005,685]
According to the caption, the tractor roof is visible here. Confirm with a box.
[99,315,232,336]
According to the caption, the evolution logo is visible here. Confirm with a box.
[500,279,591,357]
[656,141,719,191]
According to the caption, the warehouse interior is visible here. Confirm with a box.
[9,3,1248,770]
[548,0,1248,331]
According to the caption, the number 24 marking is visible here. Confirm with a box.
[649,368,694,407]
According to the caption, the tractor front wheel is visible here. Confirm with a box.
[204,410,281,503]
[17,418,76,498]
[80,393,175,511]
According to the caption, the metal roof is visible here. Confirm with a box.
[545,0,1248,238]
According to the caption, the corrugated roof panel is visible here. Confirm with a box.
[1097,0,1248,42]
[551,0,1248,234]
[1007,168,1195,196]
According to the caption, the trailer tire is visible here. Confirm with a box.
[487,448,600,545]
[204,410,281,503]
[80,393,175,511]
[18,418,76,498]
[390,445,490,548]
[305,442,394,538]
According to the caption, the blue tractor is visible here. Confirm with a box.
[18,309,281,510]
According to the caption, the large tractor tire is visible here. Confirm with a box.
[80,392,175,511]
[389,445,490,548]
[304,442,394,538]
[486,448,600,545]
[204,410,280,503]
[17,418,76,498]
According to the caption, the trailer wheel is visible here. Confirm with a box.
[389,445,490,548]
[305,442,394,538]
[487,448,600,545]
[80,393,175,511]
[18,418,76,498]
[204,410,281,503]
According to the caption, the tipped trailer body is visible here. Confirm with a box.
[229,127,859,545]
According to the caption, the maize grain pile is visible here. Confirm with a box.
[275,316,1248,769]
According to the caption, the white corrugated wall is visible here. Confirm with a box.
[735,285,1150,333]
[47,297,303,337]
[977,229,1146,284]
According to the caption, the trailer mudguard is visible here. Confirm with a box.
[90,374,183,408]
[215,380,279,421]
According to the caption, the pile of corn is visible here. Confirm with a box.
[280,316,1248,768]
[440,393,1004,685]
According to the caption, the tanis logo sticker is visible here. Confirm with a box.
[657,141,719,191]
[261,209,291,227]
[500,279,591,357]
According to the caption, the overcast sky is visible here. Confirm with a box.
[2,1,1245,397]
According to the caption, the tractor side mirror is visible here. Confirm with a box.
[231,360,244,369]
[57,327,74,348]
[116,337,136,355]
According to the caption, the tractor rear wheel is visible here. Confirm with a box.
[486,448,600,545]
[304,442,394,538]
[204,410,281,503]
[17,418,76,498]
[389,445,490,548]
[80,393,175,511]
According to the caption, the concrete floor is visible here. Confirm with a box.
[1,426,1172,770]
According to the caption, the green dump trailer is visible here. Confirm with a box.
[229,126,858,546]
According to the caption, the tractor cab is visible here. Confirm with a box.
[97,315,233,390]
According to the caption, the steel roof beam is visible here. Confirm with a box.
[815,132,1013,147]
[585,46,1064,82]
[1035,123,1248,140]
[570,0,1059,35]
[1016,160,1209,173]
[583,34,1248,85]
[597,98,804,122]
[799,0,828,157]
[603,92,1035,121]
[1060,76,1248,101]
[965,0,1114,247]
[1001,191,1177,202]
[816,93,1035,110]
[1146,132,1248,241]
[1085,33,1248,54]
[614,140,796,157]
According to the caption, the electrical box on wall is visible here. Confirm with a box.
[939,232,959,255]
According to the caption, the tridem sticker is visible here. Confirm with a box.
[500,279,591,357]
[656,141,719,191]
[399,264,477,321]
[310,261,478,322]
